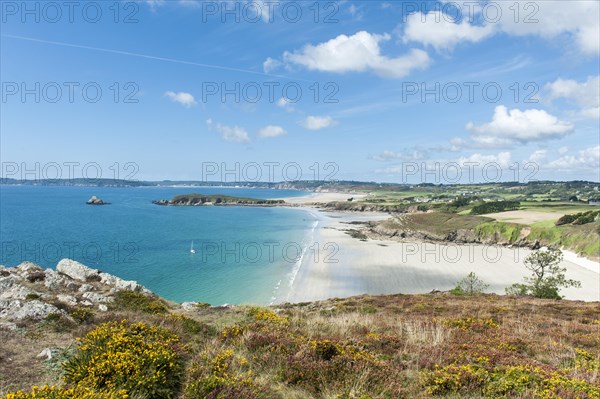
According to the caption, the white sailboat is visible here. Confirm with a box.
[190,240,196,254]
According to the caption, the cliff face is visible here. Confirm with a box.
[0,259,150,330]
[366,218,539,248]
[319,202,416,212]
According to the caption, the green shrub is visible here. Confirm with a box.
[184,348,278,398]
[44,313,76,332]
[506,249,581,299]
[359,305,377,314]
[442,317,499,331]
[423,362,600,398]
[110,290,168,314]
[63,321,184,399]
[471,201,520,215]
[2,385,129,399]
[313,340,341,361]
[556,214,577,226]
[451,272,489,295]
[450,196,475,208]
[70,308,95,324]
[164,313,216,337]
[556,211,600,226]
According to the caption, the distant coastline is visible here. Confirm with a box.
[4,178,598,189]
[152,193,286,206]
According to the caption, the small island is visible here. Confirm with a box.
[86,195,109,205]
[152,193,286,206]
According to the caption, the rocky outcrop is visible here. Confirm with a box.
[86,195,108,205]
[319,202,409,213]
[365,217,541,249]
[56,259,101,281]
[99,272,148,293]
[153,194,285,207]
[56,259,148,293]
[0,259,152,325]
[181,302,198,311]
[1,299,66,321]
[0,275,38,300]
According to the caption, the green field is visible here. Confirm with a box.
[519,201,598,213]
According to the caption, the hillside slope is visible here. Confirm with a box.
[1,260,599,399]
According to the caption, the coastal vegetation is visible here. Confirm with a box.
[3,290,599,399]
[153,194,285,206]
[556,210,600,226]
[450,272,489,295]
[365,211,600,260]
[506,249,582,299]
[2,180,599,397]
[470,201,520,215]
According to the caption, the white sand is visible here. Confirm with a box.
[281,210,600,303]
[563,250,600,274]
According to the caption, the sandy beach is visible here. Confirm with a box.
[282,209,600,303]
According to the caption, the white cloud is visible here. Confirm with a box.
[577,24,600,55]
[258,125,287,138]
[250,1,278,22]
[263,57,281,73]
[457,152,513,169]
[545,76,600,119]
[206,118,250,143]
[529,149,547,163]
[376,151,513,177]
[496,1,600,55]
[580,107,600,119]
[397,1,599,55]
[466,105,574,144]
[165,91,196,108]
[348,4,363,20]
[403,11,495,51]
[371,149,427,161]
[558,146,569,155]
[469,136,515,149]
[177,0,201,7]
[448,137,467,151]
[547,145,600,171]
[276,97,294,112]
[302,115,337,130]
[143,0,165,9]
[275,31,430,78]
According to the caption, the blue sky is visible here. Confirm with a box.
[1,0,599,183]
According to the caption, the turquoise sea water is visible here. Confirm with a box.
[0,186,315,305]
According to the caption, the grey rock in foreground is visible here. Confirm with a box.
[56,259,100,282]
[57,259,149,293]
[0,259,152,324]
